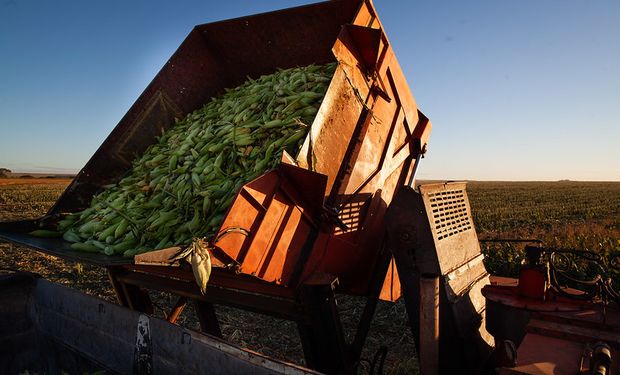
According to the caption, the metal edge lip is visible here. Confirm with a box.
[0,231,132,266]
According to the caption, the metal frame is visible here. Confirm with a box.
[385,183,495,374]
[0,272,324,375]
[0,3,436,372]
[105,248,393,374]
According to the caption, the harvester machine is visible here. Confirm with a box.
[1,1,617,375]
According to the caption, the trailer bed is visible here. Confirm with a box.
[0,271,320,375]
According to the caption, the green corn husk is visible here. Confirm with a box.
[62,62,336,256]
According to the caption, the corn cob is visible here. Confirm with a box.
[60,62,336,256]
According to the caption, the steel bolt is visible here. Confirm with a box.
[400,226,415,242]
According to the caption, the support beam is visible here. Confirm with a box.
[194,300,222,338]
[108,267,153,314]
[297,275,348,374]
[419,274,439,375]
[166,296,188,324]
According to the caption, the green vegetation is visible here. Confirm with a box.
[57,63,335,256]
[467,181,620,277]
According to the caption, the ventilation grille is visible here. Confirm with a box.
[428,189,472,240]
[334,198,370,235]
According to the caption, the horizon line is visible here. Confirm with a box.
[5,170,620,183]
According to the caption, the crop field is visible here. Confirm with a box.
[468,181,620,277]
[0,179,619,374]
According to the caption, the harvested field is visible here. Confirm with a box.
[0,178,72,186]
[1,179,619,374]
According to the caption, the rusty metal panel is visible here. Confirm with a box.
[444,253,488,301]
[451,276,494,339]
[416,183,494,349]
[304,3,430,298]
[387,184,494,371]
[213,164,326,287]
[195,0,361,87]
[340,90,397,197]
[0,0,432,300]
[351,1,423,137]
[498,334,592,375]
[46,0,361,216]
[296,66,365,192]
[51,28,226,213]
[379,257,401,301]
[23,277,320,375]
[241,195,306,282]
[419,182,482,275]
[295,4,432,297]
[351,0,376,28]
[0,273,320,374]
[216,172,279,262]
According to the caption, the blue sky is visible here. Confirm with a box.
[0,0,618,180]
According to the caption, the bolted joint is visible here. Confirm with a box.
[398,226,415,244]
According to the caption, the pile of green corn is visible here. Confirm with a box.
[53,63,336,257]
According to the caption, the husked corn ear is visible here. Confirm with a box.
[190,238,212,294]
[61,62,336,256]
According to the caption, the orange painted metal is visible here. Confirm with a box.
[210,0,432,299]
[486,281,620,374]
[518,267,547,300]
[215,164,325,286]
[0,0,431,301]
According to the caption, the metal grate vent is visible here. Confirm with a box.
[334,196,370,235]
[428,189,472,240]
